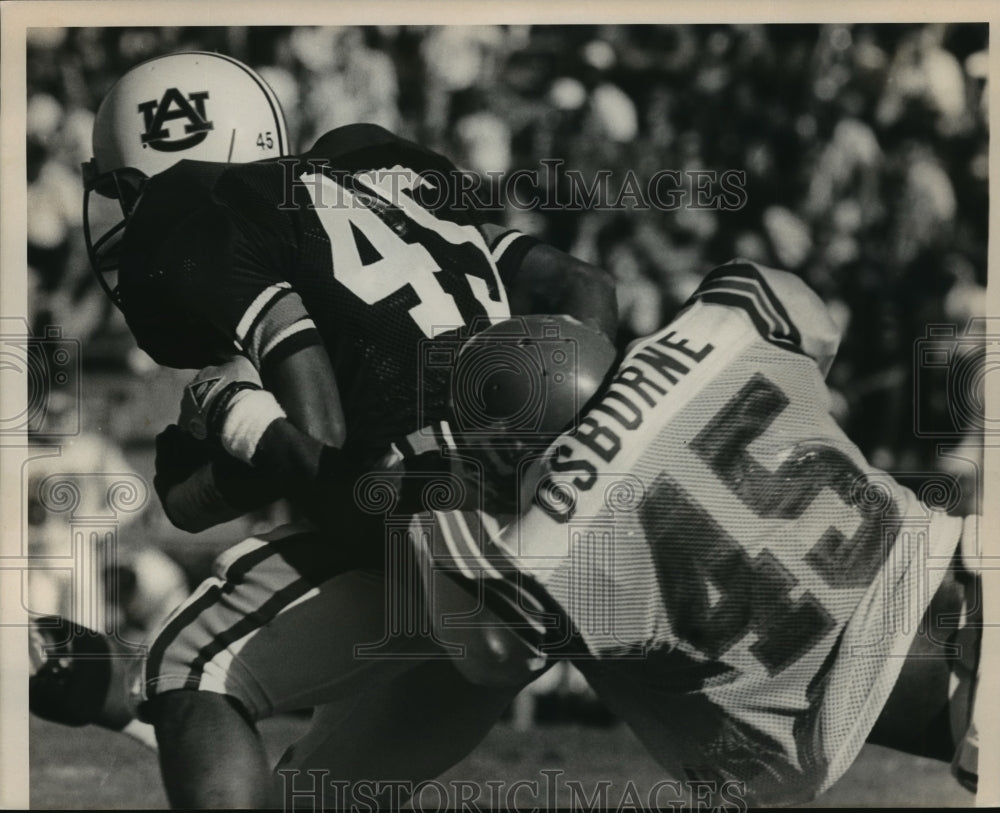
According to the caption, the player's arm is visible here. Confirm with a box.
[260,344,344,446]
[156,276,346,531]
[222,288,349,514]
[156,350,345,533]
[480,222,618,339]
[170,362,380,556]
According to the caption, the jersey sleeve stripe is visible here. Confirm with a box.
[700,277,792,338]
[490,230,526,261]
[435,510,483,580]
[244,288,297,354]
[478,509,504,544]
[213,536,273,579]
[491,231,542,287]
[704,262,803,343]
[235,282,292,347]
[259,320,317,362]
[691,264,805,354]
[694,290,805,355]
[453,510,504,579]
[258,328,323,378]
[456,512,552,630]
[436,509,505,579]
[433,509,550,636]
[242,288,321,369]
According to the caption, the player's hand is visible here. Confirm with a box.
[178,356,286,464]
[154,424,211,485]
[179,356,263,441]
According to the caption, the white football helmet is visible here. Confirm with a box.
[83,51,288,306]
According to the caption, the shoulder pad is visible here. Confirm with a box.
[306,123,400,158]
[305,124,458,177]
[688,259,842,376]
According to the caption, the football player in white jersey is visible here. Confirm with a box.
[188,259,981,806]
[433,259,982,805]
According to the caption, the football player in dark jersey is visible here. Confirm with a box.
[60,51,618,807]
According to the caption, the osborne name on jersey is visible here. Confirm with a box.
[541,327,714,517]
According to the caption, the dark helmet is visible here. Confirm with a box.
[447,314,617,510]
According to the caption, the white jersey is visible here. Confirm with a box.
[477,260,965,805]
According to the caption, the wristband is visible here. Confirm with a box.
[220,389,287,464]
[207,381,260,439]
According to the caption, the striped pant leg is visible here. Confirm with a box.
[134,526,433,721]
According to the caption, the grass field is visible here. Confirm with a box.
[29,712,973,809]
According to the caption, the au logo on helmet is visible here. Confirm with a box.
[137,88,213,152]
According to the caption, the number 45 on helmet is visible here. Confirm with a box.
[82,51,288,307]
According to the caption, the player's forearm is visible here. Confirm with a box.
[508,243,618,338]
[248,418,375,541]
[173,356,361,533]
[250,417,327,486]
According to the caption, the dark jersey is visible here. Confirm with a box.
[119,124,528,461]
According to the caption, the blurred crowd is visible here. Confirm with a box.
[24,24,988,679]
[27,23,988,475]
